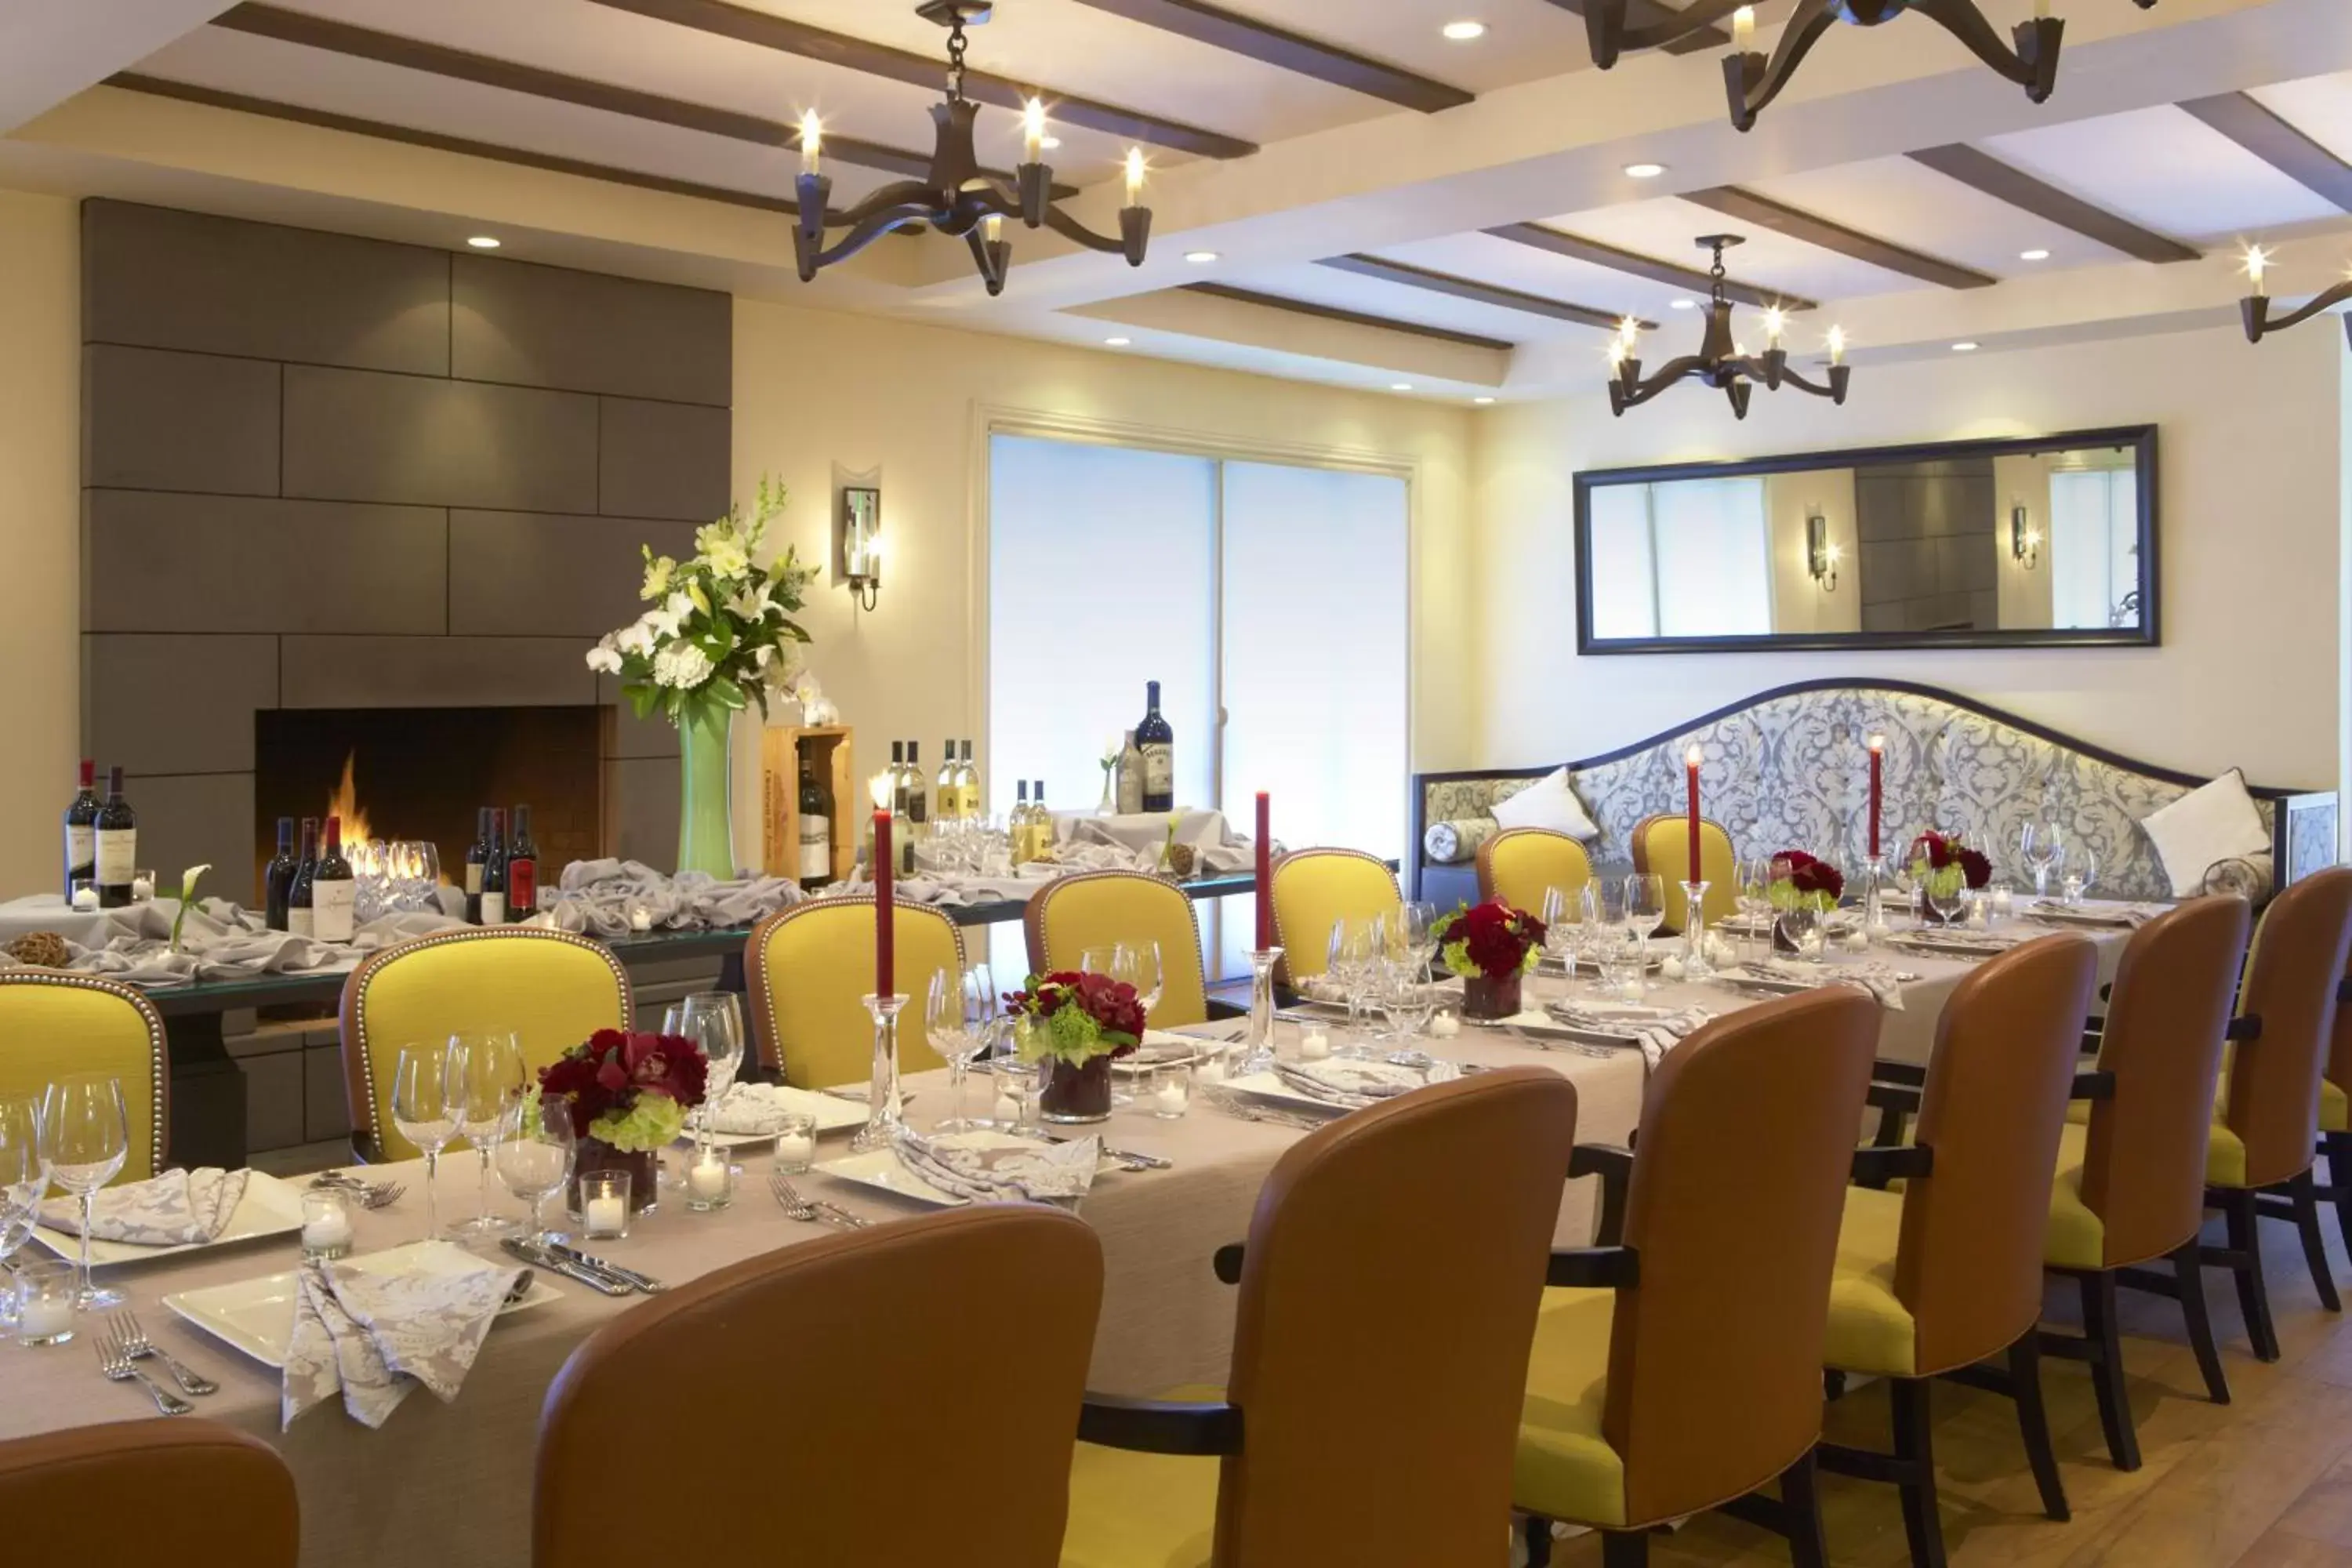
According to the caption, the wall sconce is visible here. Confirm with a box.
[839,485,881,611]
[1806,511,1839,592]
[2010,505,2042,571]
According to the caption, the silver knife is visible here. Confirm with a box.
[546,1241,667,1294]
[502,1237,633,1298]
[1044,1135,1171,1171]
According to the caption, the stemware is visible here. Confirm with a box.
[492,1093,575,1244]
[1624,874,1666,986]
[38,1076,128,1310]
[0,1095,46,1337]
[1121,941,1165,1023]
[664,992,747,1147]
[927,964,997,1134]
[1539,886,1579,971]
[2062,844,2100,906]
[1580,881,1632,1000]
[1325,916,1383,1058]
[1733,856,1775,962]
[390,1046,461,1243]
[447,1030,526,1239]
[1776,901,1825,960]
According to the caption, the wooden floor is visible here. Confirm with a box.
[1548,1212,2352,1568]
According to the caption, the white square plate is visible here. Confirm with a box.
[33,1171,308,1268]
[1222,1071,1364,1116]
[162,1240,560,1368]
[815,1131,1120,1208]
[688,1085,869,1148]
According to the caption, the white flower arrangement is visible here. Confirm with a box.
[586,477,815,728]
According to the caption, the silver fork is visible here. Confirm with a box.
[768,1174,869,1230]
[310,1174,405,1209]
[1200,1092,1321,1132]
[95,1321,191,1415]
[112,1309,215,1397]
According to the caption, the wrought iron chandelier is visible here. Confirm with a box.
[1606,235,1849,419]
[792,1,1152,296]
[1581,0,2159,132]
[2238,245,2352,350]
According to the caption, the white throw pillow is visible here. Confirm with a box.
[2140,770,2272,898]
[1489,767,1601,842]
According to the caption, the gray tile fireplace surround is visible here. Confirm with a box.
[79,200,732,887]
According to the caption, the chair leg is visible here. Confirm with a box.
[2328,1132,2352,1266]
[1601,1528,1649,1568]
[1890,1377,1950,1568]
[2291,1171,2343,1312]
[1782,1448,1830,1568]
[2220,1185,2282,1362]
[1521,1514,1552,1568]
[2007,1334,2071,1522]
[2079,1269,2143,1472]
[2172,1240,2231,1406]
[1824,1368,1847,1402]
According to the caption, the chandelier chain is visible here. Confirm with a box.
[946,16,969,100]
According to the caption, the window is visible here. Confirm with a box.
[2049,467,2140,630]
[1583,477,1773,639]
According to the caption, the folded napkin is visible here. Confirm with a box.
[1547,1004,1714,1069]
[1886,927,2024,959]
[38,1167,249,1245]
[283,1250,524,1429]
[1734,958,1907,1011]
[701,1082,804,1137]
[1272,1057,1461,1109]
[892,1130,1102,1205]
[2030,900,2165,929]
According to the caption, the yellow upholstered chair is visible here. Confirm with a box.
[1477,828,1593,917]
[1627,815,1736,935]
[2203,868,2352,1362]
[0,972,169,1185]
[340,927,631,1162]
[1024,871,1209,1029]
[1515,989,1880,1568]
[1822,935,2099,1559]
[1062,1069,1579,1568]
[1269,848,1399,989]
[747,896,960,1089]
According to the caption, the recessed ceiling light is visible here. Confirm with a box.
[1670,297,1697,310]
[1390,383,1414,392]
[2019,248,2051,261]
[1623,162,1668,180]
[1442,20,1487,41]
[1102,336,1131,347]
[465,235,501,249]
[1473,395,1497,404]
[1951,341,1980,352]
[1184,249,1220,264]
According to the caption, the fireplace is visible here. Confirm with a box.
[252,708,607,905]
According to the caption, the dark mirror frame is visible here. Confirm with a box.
[1572,423,2159,655]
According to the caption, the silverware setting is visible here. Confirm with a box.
[1199,1091,1323,1131]
[500,1236,633,1298]
[111,1308,216,1396]
[1495,1025,1620,1061]
[817,1087,916,1107]
[309,1173,406,1210]
[544,1241,666,1294]
[95,1319,192,1415]
[768,1174,870,1230]
[1043,1135,1171,1171]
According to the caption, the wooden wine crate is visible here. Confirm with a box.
[760,725,857,884]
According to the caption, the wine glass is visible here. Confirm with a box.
[0,1095,46,1337]
[390,1046,461,1243]
[2063,844,2100,906]
[38,1076,128,1310]
[448,1031,525,1239]
[1326,916,1381,1056]
[927,964,997,1134]
[492,1092,575,1244]
[1379,954,1440,1068]
[1119,941,1165,1024]
[1624,873,1666,988]
[1581,881,1631,1000]
[665,991,747,1148]
[1777,902,1825,960]
[1540,887,1577,971]
[1734,856,1774,962]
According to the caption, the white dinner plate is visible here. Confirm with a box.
[686,1085,869,1148]
[815,1131,1121,1208]
[1221,1070,1379,1116]
[33,1171,308,1269]
[162,1240,561,1368]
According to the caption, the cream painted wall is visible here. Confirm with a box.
[1472,324,2345,792]
[0,193,80,897]
[1764,468,1860,637]
[727,298,1475,848]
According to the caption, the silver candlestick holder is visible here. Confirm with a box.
[1234,947,1283,1076]
[851,993,908,1153]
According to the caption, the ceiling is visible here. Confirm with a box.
[3,0,2350,403]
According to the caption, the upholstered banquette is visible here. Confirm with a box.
[1413,681,2332,911]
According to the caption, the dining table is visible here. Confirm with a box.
[0,905,2143,1568]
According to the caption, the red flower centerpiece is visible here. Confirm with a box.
[1767,851,1846,953]
[1433,900,1547,1021]
[537,1029,710,1215]
[1007,971,1145,1123]
[1908,832,1991,924]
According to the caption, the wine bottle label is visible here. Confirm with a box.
[465,863,484,896]
[481,891,506,925]
[95,829,136,884]
[510,859,537,915]
[1142,744,1174,797]
[65,825,93,873]
[311,879,356,944]
[800,818,833,880]
[288,906,315,938]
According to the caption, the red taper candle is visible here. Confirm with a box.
[1254,791,1272,951]
[1867,734,1885,860]
[1684,746,1704,886]
[873,809,893,996]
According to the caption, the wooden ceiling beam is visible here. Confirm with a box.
[1317,253,1647,330]
[1682,185,1998,289]
[1481,222,1814,310]
[1181,282,1514,350]
[1906,144,2198,264]
[1066,0,1471,113]
[2180,91,2352,212]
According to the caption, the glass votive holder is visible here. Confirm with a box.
[626,903,652,933]
[1192,1044,1231,1088]
[299,1189,354,1261]
[67,876,98,913]
[13,1261,76,1345]
[991,1061,1043,1132]
[772,1112,818,1174]
[1294,1025,1333,1063]
[580,1170,633,1240]
[130,869,157,903]
[2060,873,2086,907]
[1990,883,2015,920]
[684,1145,734,1212]
[1966,893,1991,930]
[1146,1063,1192,1121]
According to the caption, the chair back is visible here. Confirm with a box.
[1606,989,1878,1526]
[1476,828,1594,916]
[1896,935,2100,1372]
[1269,848,1400,988]
[1218,1068,1578,1566]
[0,972,169,1182]
[1023,871,1210,1027]
[536,1207,1101,1568]
[340,927,631,1161]
[2082,896,2253,1266]
[746,896,960,1087]
[0,1418,297,1566]
[1627,815,1735,934]
[2224,867,2352,1189]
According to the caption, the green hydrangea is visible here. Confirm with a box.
[590,1093,688,1152]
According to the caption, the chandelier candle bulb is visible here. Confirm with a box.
[1022,96,1045,163]
[1685,746,1703,885]
[1733,5,1755,47]
[1828,325,1846,366]
[800,110,822,177]
[2246,245,2270,298]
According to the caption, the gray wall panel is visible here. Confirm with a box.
[597,673,681,760]
[452,256,728,405]
[281,368,598,513]
[281,635,599,709]
[599,397,730,521]
[606,756,681,869]
[120,771,256,903]
[84,633,280,776]
[84,345,280,497]
[448,511,695,638]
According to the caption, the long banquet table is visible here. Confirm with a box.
[0,914,2136,1568]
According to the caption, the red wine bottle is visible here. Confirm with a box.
[481,808,510,925]
[63,759,97,899]
[507,804,539,920]
[94,766,137,909]
[263,817,298,931]
[287,818,320,938]
[1135,681,1174,812]
[312,815,356,943]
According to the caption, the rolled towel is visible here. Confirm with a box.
[1423,818,1497,865]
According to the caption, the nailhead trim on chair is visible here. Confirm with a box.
[0,971,169,1180]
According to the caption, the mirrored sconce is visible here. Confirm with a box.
[840,485,881,611]
[1806,510,1839,592]
[2010,505,2042,571]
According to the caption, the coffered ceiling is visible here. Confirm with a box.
[2,0,2348,402]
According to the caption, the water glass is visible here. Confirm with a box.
[2020,821,2064,898]
[1777,903,1825,960]
[390,1046,460,1243]
[991,1058,1044,1132]
[1624,875,1666,987]
[1145,1063,1192,1120]
[300,1189,354,1261]
[13,1261,76,1345]
[0,1096,45,1338]
[448,1030,525,1238]
[39,1075,128,1311]
[665,992,747,1145]
[492,1093,575,1243]
[579,1170,632,1240]
[772,1112,818,1174]
[927,964,997,1134]
[683,1145,734,1212]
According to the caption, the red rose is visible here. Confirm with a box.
[1957,848,1992,890]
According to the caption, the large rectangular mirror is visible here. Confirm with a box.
[1573,425,2157,654]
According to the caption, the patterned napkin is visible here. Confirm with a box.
[283,1251,524,1429]
[1729,958,1907,1011]
[2030,901,2164,929]
[702,1083,801,1137]
[1272,1058,1461,1109]
[38,1167,249,1245]
[1546,1003,1714,1069]
[891,1129,1102,1205]
[1886,927,2027,960]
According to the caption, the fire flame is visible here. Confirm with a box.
[325,752,375,848]
[322,752,443,884]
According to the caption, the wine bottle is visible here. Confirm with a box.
[481,808,510,925]
[1029,779,1052,863]
[935,739,959,823]
[94,766,137,909]
[1010,780,1032,867]
[1136,681,1174,813]
[312,814,357,944]
[463,807,491,924]
[905,739,928,830]
[287,818,320,938]
[263,817,298,931]
[508,804,539,920]
[959,739,979,819]
[889,741,909,818]
[63,759,97,899]
[797,751,833,891]
[1116,730,1144,815]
